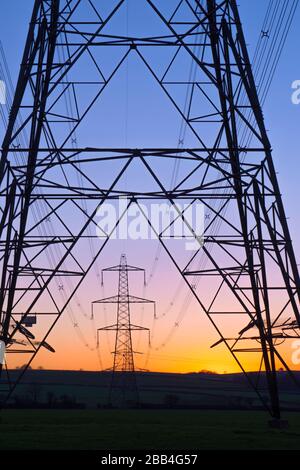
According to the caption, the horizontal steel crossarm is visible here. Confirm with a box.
[93,295,155,304]
[4,147,267,153]
[98,324,149,332]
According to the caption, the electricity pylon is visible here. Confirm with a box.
[93,254,155,407]
[0,0,299,419]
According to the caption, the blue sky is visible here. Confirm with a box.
[0,0,298,246]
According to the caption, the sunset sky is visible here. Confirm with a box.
[1,0,300,375]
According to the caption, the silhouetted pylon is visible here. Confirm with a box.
[93,254,155,407]
[0,0,300,420]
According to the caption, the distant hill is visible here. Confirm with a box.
[2,369,300,410]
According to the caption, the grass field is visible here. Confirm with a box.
[1,409,300,450]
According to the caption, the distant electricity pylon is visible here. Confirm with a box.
[0,0,300,420]
[92,254,155,407]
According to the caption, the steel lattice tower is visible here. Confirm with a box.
[0,0,300,419]
[93,254,155,407]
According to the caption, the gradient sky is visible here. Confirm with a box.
[0,0,300,374]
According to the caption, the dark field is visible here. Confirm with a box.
[2,369,300,410]
[1,370,300,450]
[1,409,300,450]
